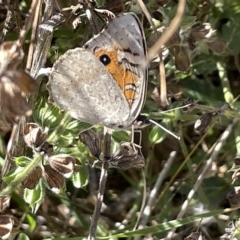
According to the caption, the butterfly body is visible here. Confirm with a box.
[48,13,147,129]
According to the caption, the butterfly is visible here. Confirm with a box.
[47,13,147,130]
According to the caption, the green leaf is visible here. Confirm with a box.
[15,156,32,167]
[26,213,37,231]
[33,98,63,129]
[24,181,45,213]
[112,130,131,143]
[149,125,167,144]
[16,233,30,240]
[72,164,89,188]
[3,167,23,184]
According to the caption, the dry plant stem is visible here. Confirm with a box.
[136,0,168,107]
[154,128,211,209]
[134,151,176,239]
[88,161,109,240]
[1,124,19,179]
[0,4,15,43]
[140,152,176,227]
[30,8,64,78]
[136,0,156,31]
[88,130,111,240]
[17,0,39,46]
[133,169,147,231]
[28,0,64,141]
[234,55,240,74]
[147,0,186,63]
[234,121,240,161]
[165,118,238,239]
[42,0,61,22]
[26,0,43,71]
[159,53,167,107]
[0,1,23,43]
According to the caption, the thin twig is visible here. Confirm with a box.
[1,124,18,179]
[133,168,147,231]
[134,151,176,240]
[165,118,238,239]
[26,0,43,71]
[137,0,168,107]
[17,0,39,46]
[88,129,111,240]
[0,5,14,44]
[0,1,23,44]
[30,4,64,78]
[136,0,156,31]
[153,127,212,210]
[147,0,186,63]
[159,53,167,107]
[234,54,240,73]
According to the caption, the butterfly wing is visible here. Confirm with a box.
[48,48,130,129]
[84,13,147,125]
[48,13,146,129]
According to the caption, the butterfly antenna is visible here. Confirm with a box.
[149,119,180,140]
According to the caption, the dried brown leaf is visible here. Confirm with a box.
[43,165,65,190]
[49,154,76,178]
[22,166,42,189]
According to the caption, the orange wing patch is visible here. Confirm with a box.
[94,48,138,107]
